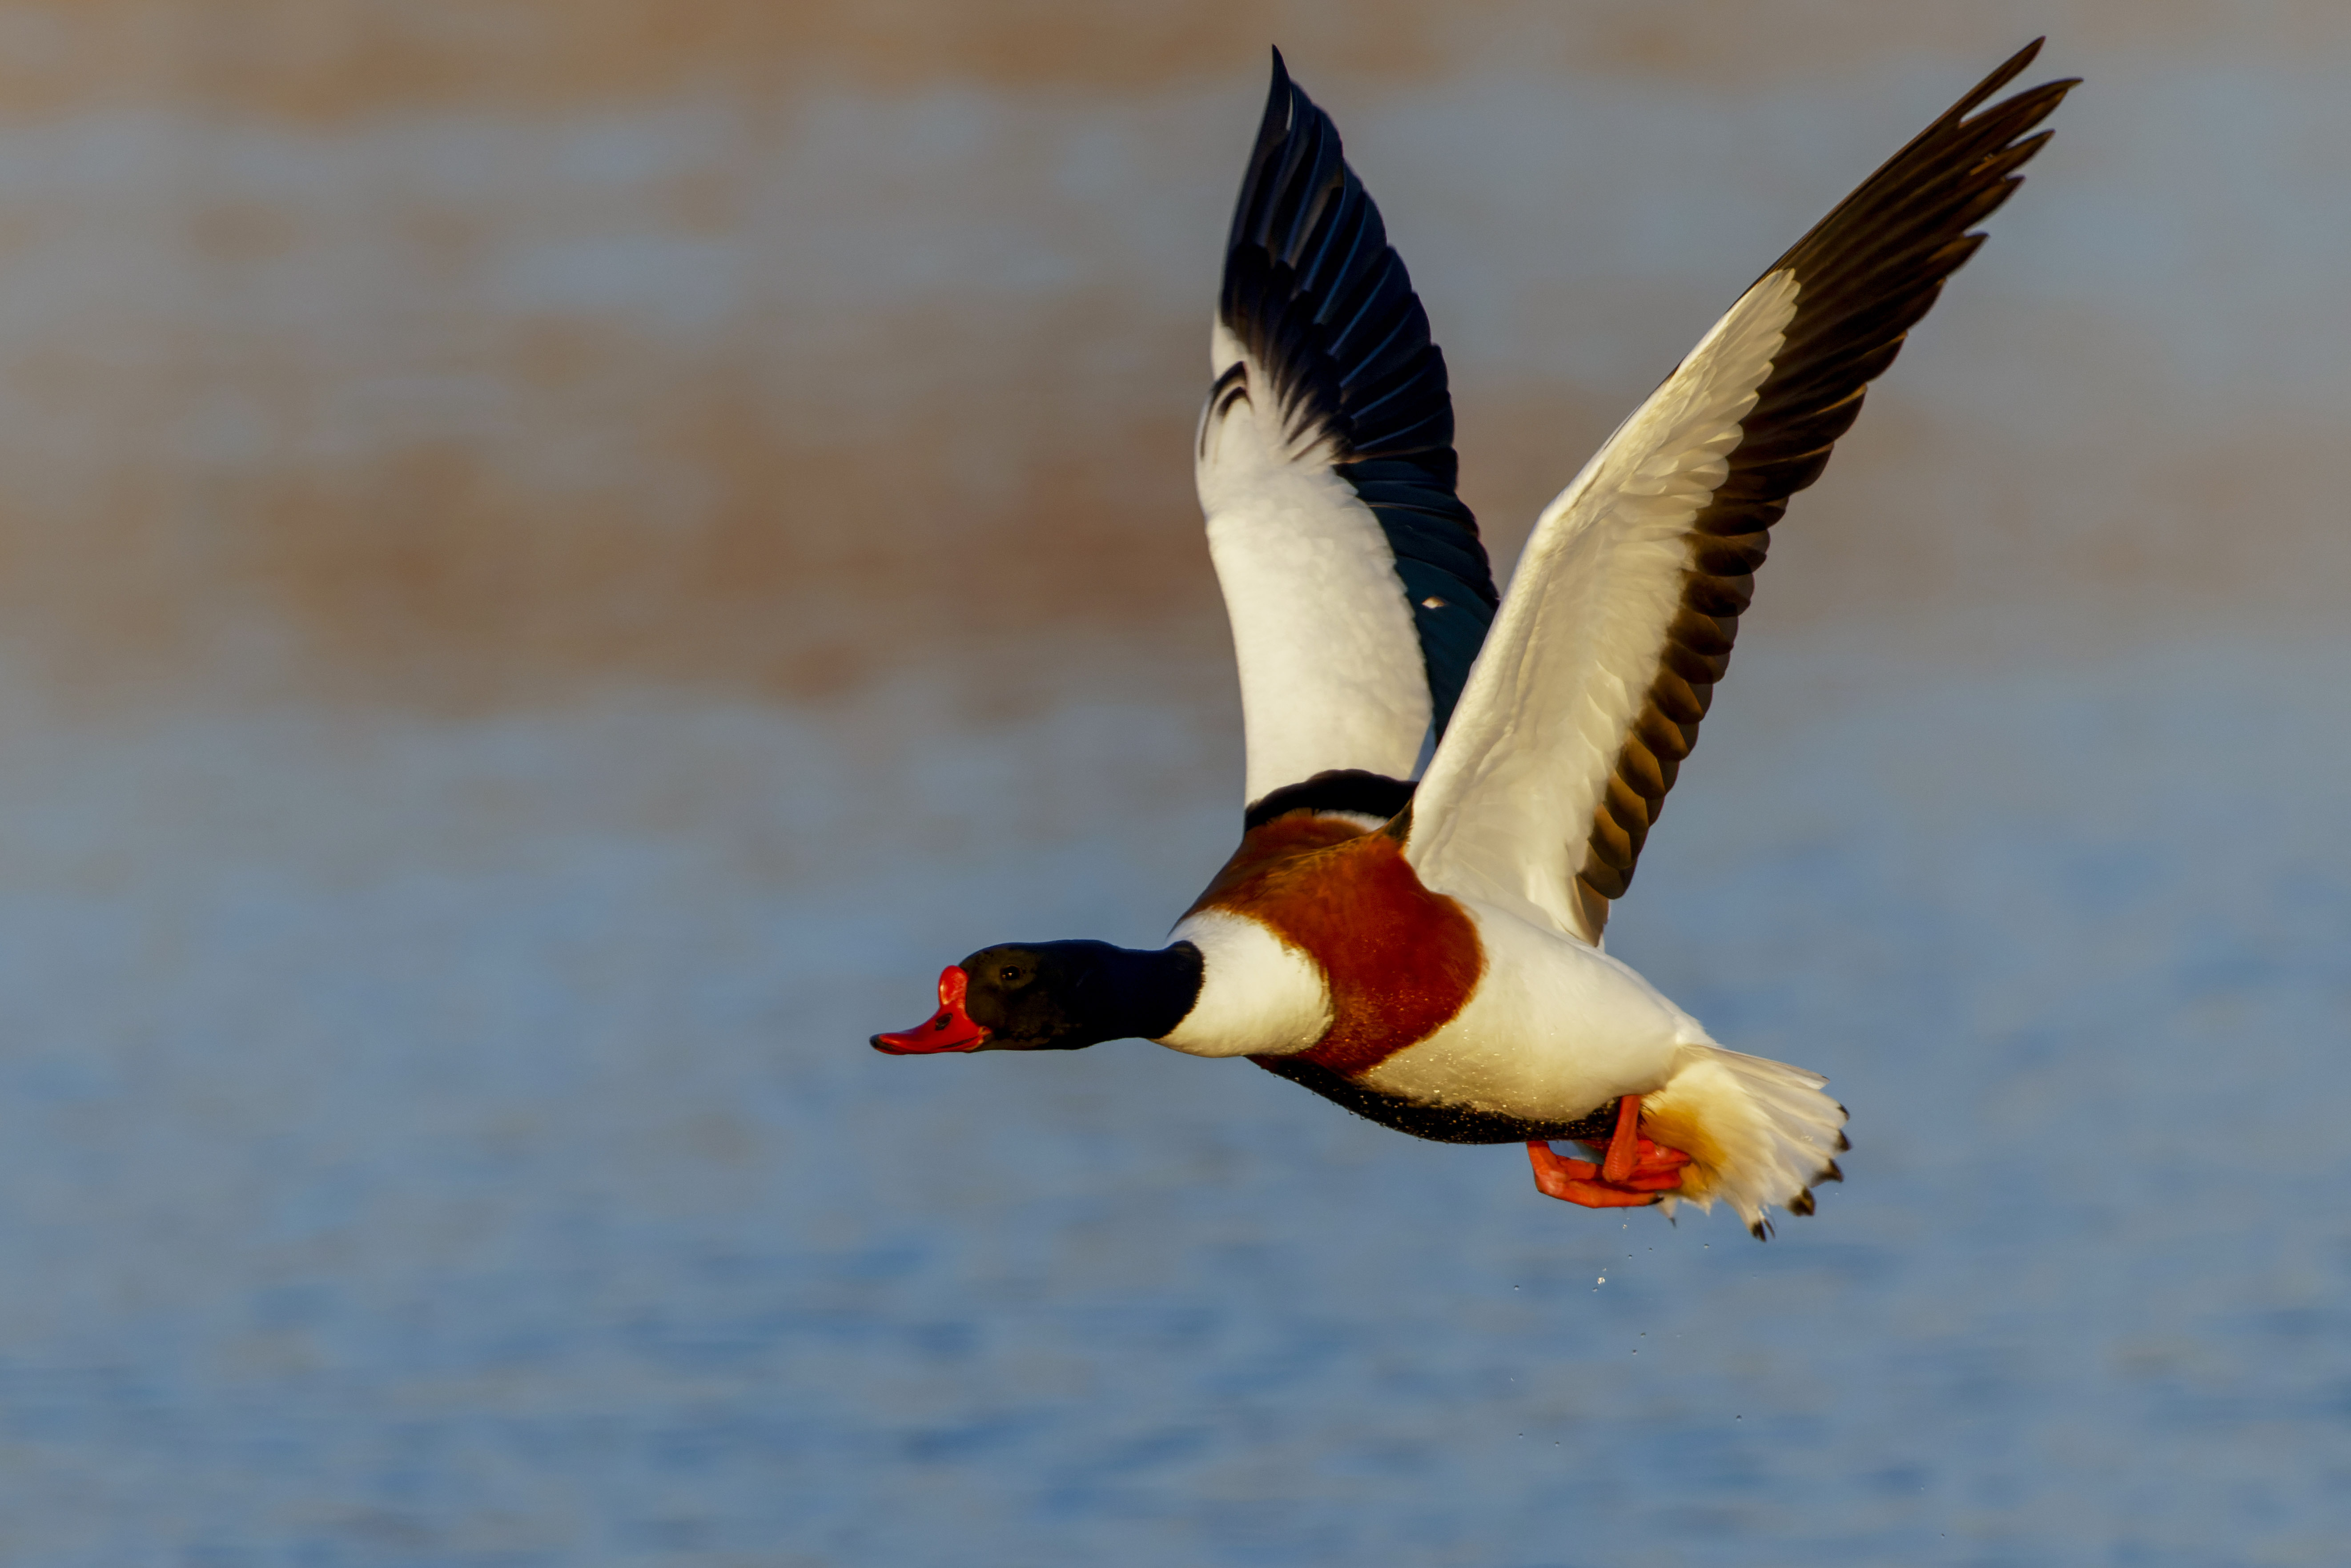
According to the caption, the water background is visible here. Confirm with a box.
[0,7,2344,1563]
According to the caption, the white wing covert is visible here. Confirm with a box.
[1407,41,2077,943]
[1198,52,1499,817]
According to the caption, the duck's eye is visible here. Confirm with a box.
[999,965,1025,984]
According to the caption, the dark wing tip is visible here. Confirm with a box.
[1952,36,2082,115]
[1929,39,2077,143]
[1957,37,2046,116]
[1264,44,1295,125]
[1763,41,2076,290]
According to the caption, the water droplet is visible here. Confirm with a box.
[1420,595,1447,610]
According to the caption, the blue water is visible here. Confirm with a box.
[0,628,2342,1564]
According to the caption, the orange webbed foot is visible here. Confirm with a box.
[1525,1094,1692,1208]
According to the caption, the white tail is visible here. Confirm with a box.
[1640,1044,1848,1238]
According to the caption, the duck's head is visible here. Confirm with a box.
[871,940,1202,1054]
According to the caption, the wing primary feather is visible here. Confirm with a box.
[1403,43,2074,944]
[1210,53,1500,742]
[1560,43,2079,931]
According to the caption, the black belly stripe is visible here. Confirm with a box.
[1250,1053,1620,1146]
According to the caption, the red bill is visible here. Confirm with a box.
[870,965,991,1054]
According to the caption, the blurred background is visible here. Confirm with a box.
[0,1,2343,1562]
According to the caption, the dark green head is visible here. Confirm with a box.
[871,940,1202,1054]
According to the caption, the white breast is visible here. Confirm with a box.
[1353,899,1702,1118]
[1154,909,1331,1059]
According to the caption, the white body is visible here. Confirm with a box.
[1157,891,1844,1231]
[1355,898,1699,1118]
[1160,896,1692,1105]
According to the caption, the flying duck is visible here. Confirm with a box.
[874,43,2073,1237]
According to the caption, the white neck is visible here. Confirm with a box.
[1154,909,1330,1058]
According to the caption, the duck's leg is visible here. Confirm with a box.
[1525,1095,1692,1207]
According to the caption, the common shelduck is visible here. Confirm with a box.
[875,43,2074,1238]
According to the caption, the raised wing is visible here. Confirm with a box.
[1198,51,1499,811]
[1406,41,2075,942]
